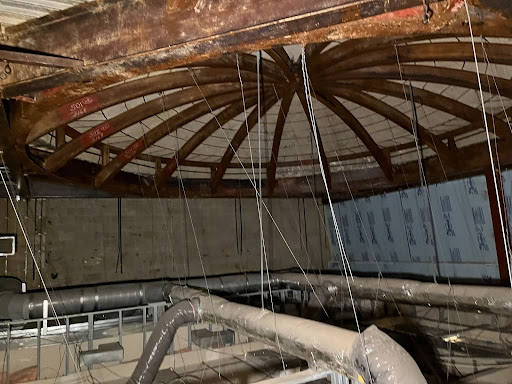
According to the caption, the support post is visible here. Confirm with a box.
[485,167,511,286]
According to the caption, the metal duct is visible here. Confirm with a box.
[0,281,170,320]
[169,286,427,384]
[127,299,199,384]
[276,273,512,316]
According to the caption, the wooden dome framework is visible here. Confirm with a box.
[3,0,512,198]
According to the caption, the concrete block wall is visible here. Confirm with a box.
[0,197,329,289]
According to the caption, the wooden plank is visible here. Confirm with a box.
[0,49,83,68]
[315,92,394,181]
[267,91,294,195]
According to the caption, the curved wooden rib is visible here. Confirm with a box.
[305,42,330,62]
[315,92,394,182]
[157,95,260,185]
[321,42,512,76]
[267,91,294,195]
[211,91,281,193]
[27,67,274,143]
[321,65,512,99]
[316,86,457,165]
[297,92,332,188]
[94,88,264,187]
[342,79,512,139]
[44,83,254,172]
[264,47,295,83]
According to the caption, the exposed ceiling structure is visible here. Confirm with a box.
[1,0,512,198]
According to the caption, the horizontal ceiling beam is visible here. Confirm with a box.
[4,0,506,100]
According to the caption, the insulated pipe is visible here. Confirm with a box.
[127,299,199,384]
[169,286,427,384]
[0,281,171,320]
[275,273,512,316]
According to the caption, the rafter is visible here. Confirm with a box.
[94,87,268,187]
[267,91,294,195]
[305,42,330,62]
[341,79,512,139]
[156,95,261,186]
[315,92,394,182]
[321,42,512,76]
[316,86,457,165]
[296,92,332,188]
[44,83,253,172]
[211,91,281,193]
[27,67,271,143]
[321,65,512,99]
[264,47,296,83]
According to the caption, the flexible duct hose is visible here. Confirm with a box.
[127,299,199,384]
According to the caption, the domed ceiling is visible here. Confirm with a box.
[2,0,512,198]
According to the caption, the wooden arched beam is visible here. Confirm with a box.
[43,83,252,172]
[305,42,331,62]
[321,42,512,76]
[27,67,277,143]
[211,91,281,193]
[321,65,512,99]
[94,87,266,187]
[297,92,332,188]
[267,91,294,195]
[341,79,512,139]
[264,47,296,83]
[316,86,457,165]
[157,95,261,185]
[314,92,394,181]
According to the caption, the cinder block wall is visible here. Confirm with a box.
[0,198,329,289]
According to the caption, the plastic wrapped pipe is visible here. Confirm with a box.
[127,299,199,384]
[276,273,512,316]
[168,286,427,384]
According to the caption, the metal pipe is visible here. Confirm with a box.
[169,286,426,384]
[127,299,199,384]
[275,273,512,316]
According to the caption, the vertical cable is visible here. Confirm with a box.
[257,50,264,307]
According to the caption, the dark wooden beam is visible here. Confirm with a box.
[321,65,512,99]
[315,92,394,181]
[0,49,83,68]
[27,68,268,143]
[317,86,457,165]
[341,79,512,139]
[322,42,512,76]
[4,0,499,99]
[268,91,294,195]
[297,92,332,188]
[43,83,251,172]
[95,87,267,187]
[211,91,281,193]
[157,95,260,185]
[264,47,296,83]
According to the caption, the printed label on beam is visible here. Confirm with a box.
[58,95,100,122]
[80,121,115,148]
